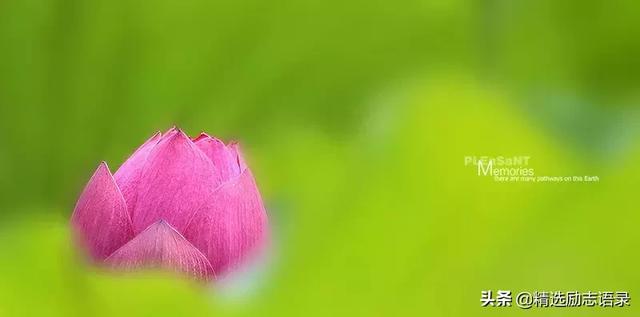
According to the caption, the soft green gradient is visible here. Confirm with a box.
[0,0,638,316]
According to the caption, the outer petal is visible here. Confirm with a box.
[106,220,214,280]
[71,162,134,261]
[114,132,161,215]
[184,168,268,275]
[195,135,241,182]
[131,129,221,233]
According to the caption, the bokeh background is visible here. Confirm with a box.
[0,0,639,316]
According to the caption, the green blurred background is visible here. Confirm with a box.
[0,0,639,316]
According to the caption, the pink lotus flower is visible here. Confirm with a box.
[70,128,268,281]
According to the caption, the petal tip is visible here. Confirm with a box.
[163,126,181,136]
[192,132,211,142]
[96,161,113,177]
[159,127,192,145]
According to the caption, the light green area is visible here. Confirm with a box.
[0,0,638,316]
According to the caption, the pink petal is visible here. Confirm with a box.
[105,220,215,280]
[184,168,268,275]
[130,129,221,233]
[191,132,209,142]
[114,132,161,215]
[71,162,134,261]
[195,135,242,182]
[228,142,248,171]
